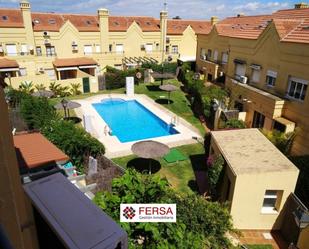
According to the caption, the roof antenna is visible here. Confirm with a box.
[163,1,167,11]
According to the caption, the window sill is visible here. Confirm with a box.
[261,208,278,214]
[285,95,305,103]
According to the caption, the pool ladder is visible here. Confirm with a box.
[104,125,112,136]
[170,116,178,126]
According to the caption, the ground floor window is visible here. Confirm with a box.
[45,68,56,80]
[261,190,283,213]
[252,111,265,128]
[171,45,178,54]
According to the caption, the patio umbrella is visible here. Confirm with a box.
[151,72,175,85]
[54,100,81,118]
[32,90,54,98]
[159,84,179,104]
[131,140,170,174]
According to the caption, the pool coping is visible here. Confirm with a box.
[74,94,202,158]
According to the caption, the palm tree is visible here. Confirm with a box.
[35,83,46,91]
[19,81,34,94]
[70,83,82,95]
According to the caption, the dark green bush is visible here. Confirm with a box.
[142,62,178,74]
[41,120,105,171]
[223,118,246,129]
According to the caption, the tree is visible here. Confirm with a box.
[70,83,82,95]
[207,154,225,193]
[202,86,227,117]
[94,169,234,248]
[35,83,46,91]
[223,118,246,129]
[19,81,34,94]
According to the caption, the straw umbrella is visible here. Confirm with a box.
[151,72,175,85]
[159,84,179,104]
[32,90,54,98]
[131,140,170,174]
[54,99,81,118]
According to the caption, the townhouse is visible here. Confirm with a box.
[197,3,309,155]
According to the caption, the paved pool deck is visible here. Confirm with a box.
[74,94,202,158]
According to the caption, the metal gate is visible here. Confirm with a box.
[82,77,90,93]
[98,75,105,91]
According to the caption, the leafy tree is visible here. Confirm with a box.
[202,86,227,117]
[41,119,104,170]
[49,82,71,97]
[19,81,34,94]
[223,118,246,129]
[94,169,234,248]
[70,83,82,95]
[207,155,225,192]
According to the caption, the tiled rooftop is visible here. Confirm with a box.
[0,58,19,69]
[53,57,98,67]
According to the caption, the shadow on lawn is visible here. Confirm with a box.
[146,85,161,92]
[189,154,209,195]
[127,158,161,174]
[155,99,174,105]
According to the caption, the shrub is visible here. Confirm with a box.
[142,62,178,74]
[94,169,234,248]
[20,95,59,129]
[41,120,105,171]
[202,86,228,117]
[19,81,34,94]
[223,118,246,129]
[70,83,82,95]
[34,83,46,91]
[49,82,71,97]
[207,155,225,192]
[5,87,29,108]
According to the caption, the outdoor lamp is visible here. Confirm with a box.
[61,98,68,118]
[212,99,219,112]
[293,208,309,229]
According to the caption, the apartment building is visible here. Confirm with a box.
[196,3,309,155]
[0,0,211,91]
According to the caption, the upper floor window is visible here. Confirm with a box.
[200,48,206,60]
[19,68,27,76]
[213,50,218,62]
[6,44,17,56]
[166,45,170,53]
[234,62,246,78]
[287,77,308,101]
[250,64,261,83]
[95,44,101,53]
[207,49,212,59]
[261,190,283,214]
[46,46,56,57]
[222,52,228,64]
[21,44,28,55]
[84,45,92,55]
[36,46,42,56]
[145,43,153,53]
[266,70,277,87]
[171,45,178,54]
[115,44,124,54]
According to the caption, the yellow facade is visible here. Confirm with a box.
[197,15,309,155]
[0,0,205,92]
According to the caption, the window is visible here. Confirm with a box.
[36,46,42,56]
[83,45,92,55]
[213,50,218,62]
[252,111,265,128]
[2,15,8,21]
[251,69,260,83]
[145,43,153,53]
[207,49,212,59]
[200,48,206,60]
[114,64,122,70]
[21,44,28,55]
[48,19,56,24]
[287,77,308,101]
[45,68,56,80]
[115,44,124,54]
[171,45,178,54]
[222,52,228,64]
[261,190,283,213]
[95,44,101,53]
[166,45,170,53]
[266,70,277,87]
[19,68,27,76]
[235,63,246,78]
[6,44,17,56]
[46,46,56,57]
[109,44,112,52]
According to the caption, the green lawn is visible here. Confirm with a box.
[245,245,273,249]
[112,143,206,194]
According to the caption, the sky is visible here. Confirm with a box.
[0,0,302,19]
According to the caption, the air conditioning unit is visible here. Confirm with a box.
[166,37,170,43]
[43,31,49,36]
[72,41,77,46]
[36,67,44,74]
[201,55,206,60]
[140,44,145,49]
[240,76,248,84]
[219,71,224,77]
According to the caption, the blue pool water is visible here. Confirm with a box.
[92,98,179,142]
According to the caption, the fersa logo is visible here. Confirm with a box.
[122,206,136,220]
[139,206,173,215]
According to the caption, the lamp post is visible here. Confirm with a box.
[61,98,68,119]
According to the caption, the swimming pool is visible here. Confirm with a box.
[92,98,179,143]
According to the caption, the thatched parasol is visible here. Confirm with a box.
[32,90,54,98]
[159,84,179,104]
[131,140,170,174]
[151,72,175,85]
[54,100,81,118]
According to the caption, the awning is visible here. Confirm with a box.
[178,56,196,62]
[23,173,127,249]
[53,57,98,68]
[250,64,261,70]
[233,59,246,64]
[0,58,19,70]
[56,67,78,71]
[79,65,97,69]
[0,67,19,72]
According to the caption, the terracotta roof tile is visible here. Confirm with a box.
[0,58,19,69]
[32,12,65,31]
[53,57,98,67]
[0,9,23,28]
[13,133,69,169]
[166,19,212,35]
[109,16,160,32]
[273,8,309,19]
